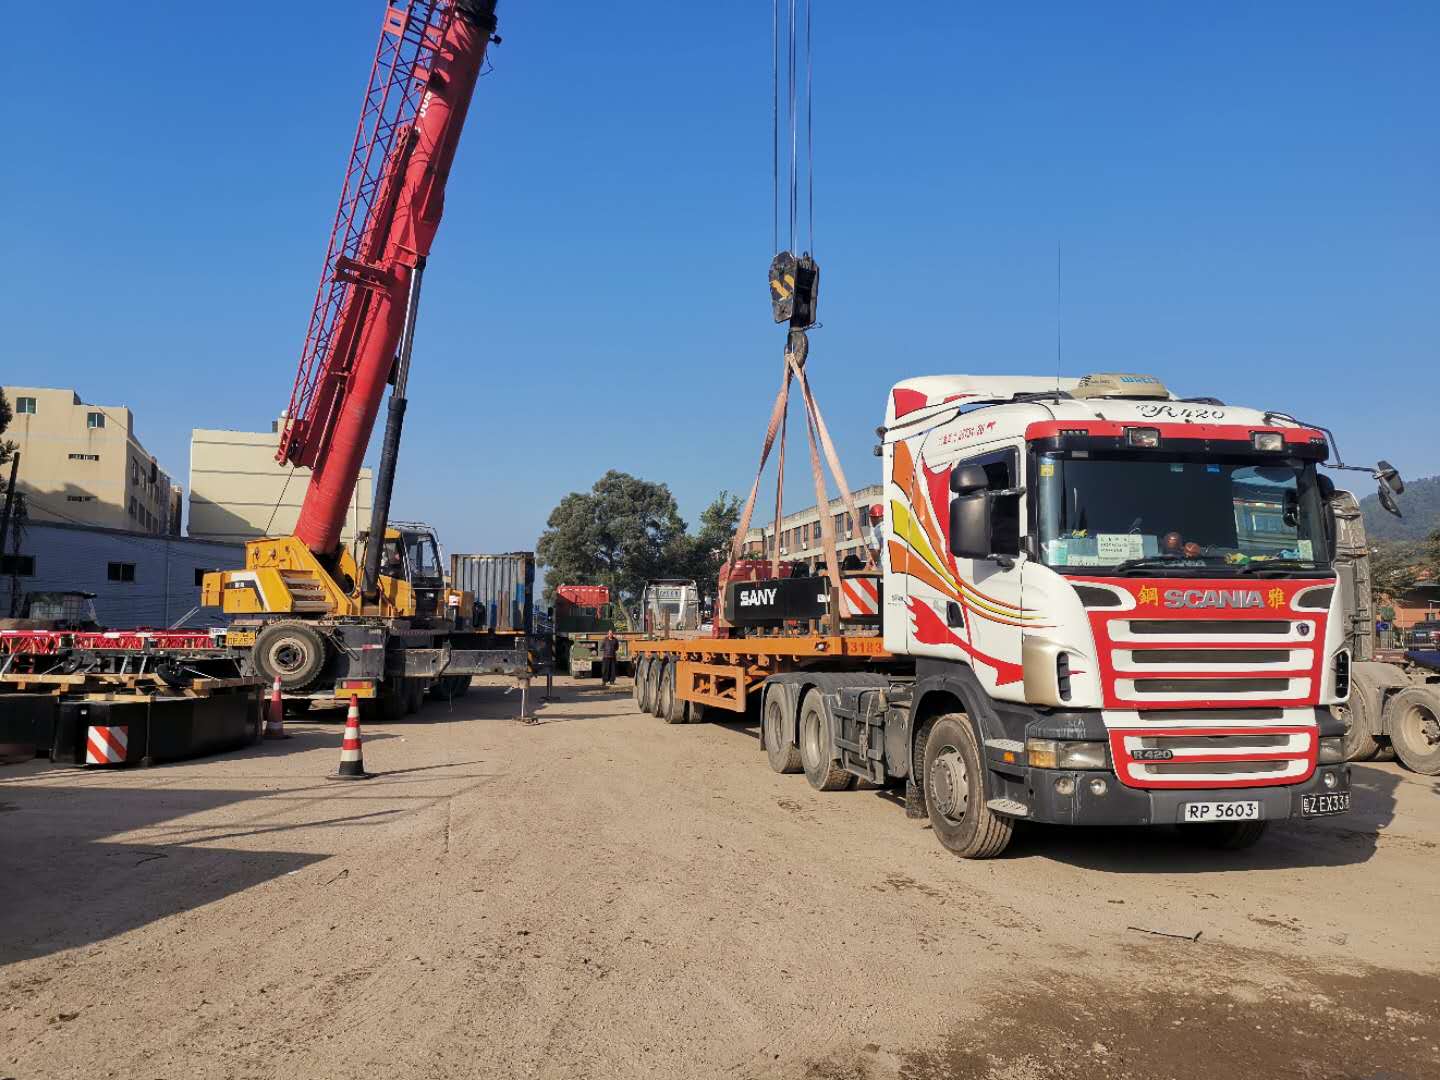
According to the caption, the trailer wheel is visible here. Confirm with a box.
[764,692,801,773]
[253,621,327,692]
[918,713,1013,858]
[633,657,652,711]
[659,662,687,724]
[648,660,669,718]
[799,692,853,791]
[1385,686,1440,775]
[1344,664,1408,761]
[1179,820,1268,850]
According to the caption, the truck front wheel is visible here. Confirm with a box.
[1385,686,1440,775]
[919,714,1013,859]
[1179,820,1268,850]
[253,621,327,692]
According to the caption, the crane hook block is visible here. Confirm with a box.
[769,251,820,328]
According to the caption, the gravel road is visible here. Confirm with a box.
[2,676,1436,1079]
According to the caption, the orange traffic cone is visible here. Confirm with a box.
[329,695,372,780]
[264,675,291,739]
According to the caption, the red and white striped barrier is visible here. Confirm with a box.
[85,725,129,766]
[840,576,880,619]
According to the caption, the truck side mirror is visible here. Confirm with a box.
[1378,484,1402,518]
[950,492,993,559]
[1376,460,1404,495]
[951,464,989,495]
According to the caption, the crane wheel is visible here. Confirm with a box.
[253,621,327,692]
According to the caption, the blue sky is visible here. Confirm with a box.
[4,1,1435,552]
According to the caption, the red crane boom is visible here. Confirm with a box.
[278,0,498,556]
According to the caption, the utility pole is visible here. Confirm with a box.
[0,451,18,615]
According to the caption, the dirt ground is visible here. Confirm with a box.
[2,675,1437,1080]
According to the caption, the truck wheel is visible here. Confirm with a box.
[1385,686,1440,775]
[1335,698,1377,762]
[660,662,687,724]
[1179,820,1268,850]
[1344,665,1406,760]
[633,657,652,711]
[648,660,669,718]
[405,679,426,714]
[380,679,408,723]
[918,713,1013,858]
[799,692,852,791]
[764,692,801,773]
[253,621,327,692]
[685,701,706,724]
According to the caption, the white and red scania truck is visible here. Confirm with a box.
[633,371,1391,858]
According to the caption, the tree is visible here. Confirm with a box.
[0,388,15,472]
[666,491,742,589]
[536,471,688,603]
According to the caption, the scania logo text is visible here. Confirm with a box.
[1163,588,1264,609]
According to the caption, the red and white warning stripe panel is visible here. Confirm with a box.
[840,576,880,619]
[85,725,129,766]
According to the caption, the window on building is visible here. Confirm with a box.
[194,568,210,586]
[0,554,35,576]
[68,452,100,461]
[87,411,105,429]
[107,562,136,583]
[16,396,37,415]
[131,459,141,483]
[129,496,138,518]
[66,495,96,503]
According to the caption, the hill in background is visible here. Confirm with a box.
[1359,474,1440,542]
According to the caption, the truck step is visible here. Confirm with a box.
[986,798,1029,818]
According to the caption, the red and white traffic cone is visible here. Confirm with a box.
[330,695,372,780]
[264,675,291,739]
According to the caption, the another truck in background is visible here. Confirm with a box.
[554,585,635,678]
[1330,492,1440,774]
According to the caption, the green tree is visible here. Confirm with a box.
[666,491,742,589]
[537,471,688,604]
[0,388,15,472]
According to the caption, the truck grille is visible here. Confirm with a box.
[1108,726,1315,789]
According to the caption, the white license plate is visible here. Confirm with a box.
[1182,800,1261,822]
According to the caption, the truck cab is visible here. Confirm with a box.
[879,371,1352,851]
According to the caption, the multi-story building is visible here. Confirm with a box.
[2,385,180,536]
[741,484,885,574]
[188,423,373,545]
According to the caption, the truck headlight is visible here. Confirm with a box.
[1318,736,1346,764]
[1252,431,1285,451]
[1027,739,1108,770]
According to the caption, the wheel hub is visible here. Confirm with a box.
[1403,703,1440,749]
[929,747,969,820]
[271,640,308,675]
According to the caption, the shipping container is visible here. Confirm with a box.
[557,585,609,608]
[450,552,535,634]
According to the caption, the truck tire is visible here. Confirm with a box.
[918,713,1013,858]
[1384,686,1440,775]
[1345,663,1409,761]
[685,701,706,724]
[380,679,408,723]
[1179,820,1268,850]
[405,679,426,715]
[799,692,852,791]
[659,661,685,724]
[764,692,801,773]
[648,660,668,718]
[253,621,327,692]
[634,657,653,712]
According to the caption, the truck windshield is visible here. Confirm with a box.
[1035,452,1329,574]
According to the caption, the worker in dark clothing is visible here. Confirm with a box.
[600,630,620,687]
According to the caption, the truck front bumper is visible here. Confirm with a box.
[1015,763,1352,827]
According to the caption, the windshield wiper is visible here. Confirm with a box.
[1107,555,1191,575]
[1234,558,1323,576]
